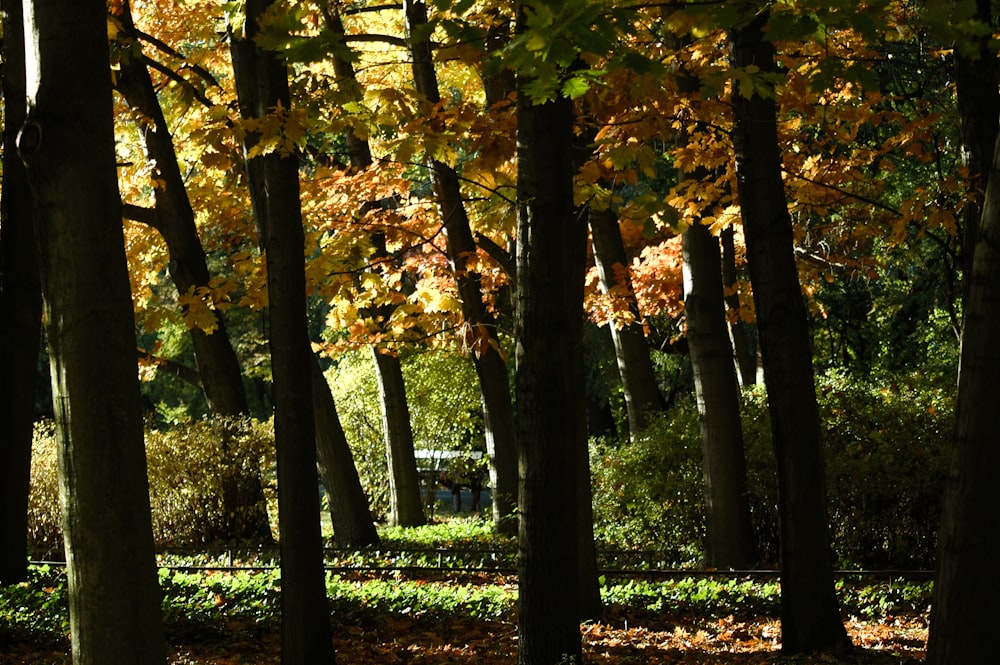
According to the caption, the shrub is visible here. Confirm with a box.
[589,371,952,569]
[27,416,276,551]
[589,404,706,565]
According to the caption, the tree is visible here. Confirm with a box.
[513,11,590,662]
[671,35,756,569]
[403,0,518,535]
[0,0,43,585]
[229,0,335,661]
[589,207,667,435]
[114,0,272,542]
[926,102,1000,665]
[311,356,379,547]
[926,5,1000,661]
[682,220,757,568]
[371,347,426,527]
[17,0,166,660]
[729,6,851,654]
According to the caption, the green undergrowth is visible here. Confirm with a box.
[2,561,933,651]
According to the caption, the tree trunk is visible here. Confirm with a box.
[310,356,379,547]
[18,0,166,660]
[721,224,758,385]
[230,2,335,661]
[115,0,272,543]
[729,9,851,655]
[926,12,1000,660]
[515,84,587,665]
[0,0,43,585]
[955,0,1000,289]
[590,207,666,435]
[404,0,518,536]
[682,222,757,568]
[371,347,426,527]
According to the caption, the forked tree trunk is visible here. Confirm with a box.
[230,2,335,661]
[371,347,426,527]
[0,0,43,585]
[19,0,166,660]
[589,207,666,436]
[729,8,851,655]
[115,0,272,543]
[404,0,518,535]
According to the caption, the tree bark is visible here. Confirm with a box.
[515,83,588,665]
[589,207,666,435]
[926,13,1000,661]
[115,0,272,543]
[954,0,1000,290]
[721,224,758,385]
[729,8,851,655]
[230,2,335,661]
[371,347,426,527]
[0,0,43,585]
[311,356,379,546]
[404,0,518,536]
[682,222,757,568]
[18,0,166,660]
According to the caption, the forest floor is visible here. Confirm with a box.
[1,592,928,665]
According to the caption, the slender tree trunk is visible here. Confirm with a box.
[404,0,518,535]
[115,0,272,543]
[311,356,378,546]
[729,9,851,655]
[590,207,666,435]
[682,222,757,568]
[230,2,335,661]
[721,225,758,385]
[371,347,426,527]
[515,81,587,665]
[18,0,166,660]
[0,0,43,585]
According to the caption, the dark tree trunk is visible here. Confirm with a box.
[0,0,43,585]
[721,224,758,385]
[230,2,335,661]
[515,86,588,665]
[311,356,379,546]
[404,0,518,536]
[926,9,1000,660]
[371,347,426,527]
[682,222,757,568]
[590,207,666,435]
[115,0,272,543]
[955,0,1000,289]
[18,0,166,660]
[729,9,851,655]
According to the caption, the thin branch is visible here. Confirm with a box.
[142,56,218,111]
[345,33,410,49]
[133,28,223,90]
[474,232,516,288]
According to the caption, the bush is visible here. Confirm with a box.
[27,416,276,551]
[590,371,953,569]
[589,405,706,565]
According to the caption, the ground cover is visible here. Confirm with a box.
[2,520,930,663]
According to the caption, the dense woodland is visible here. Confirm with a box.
[1,0,1000,663]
